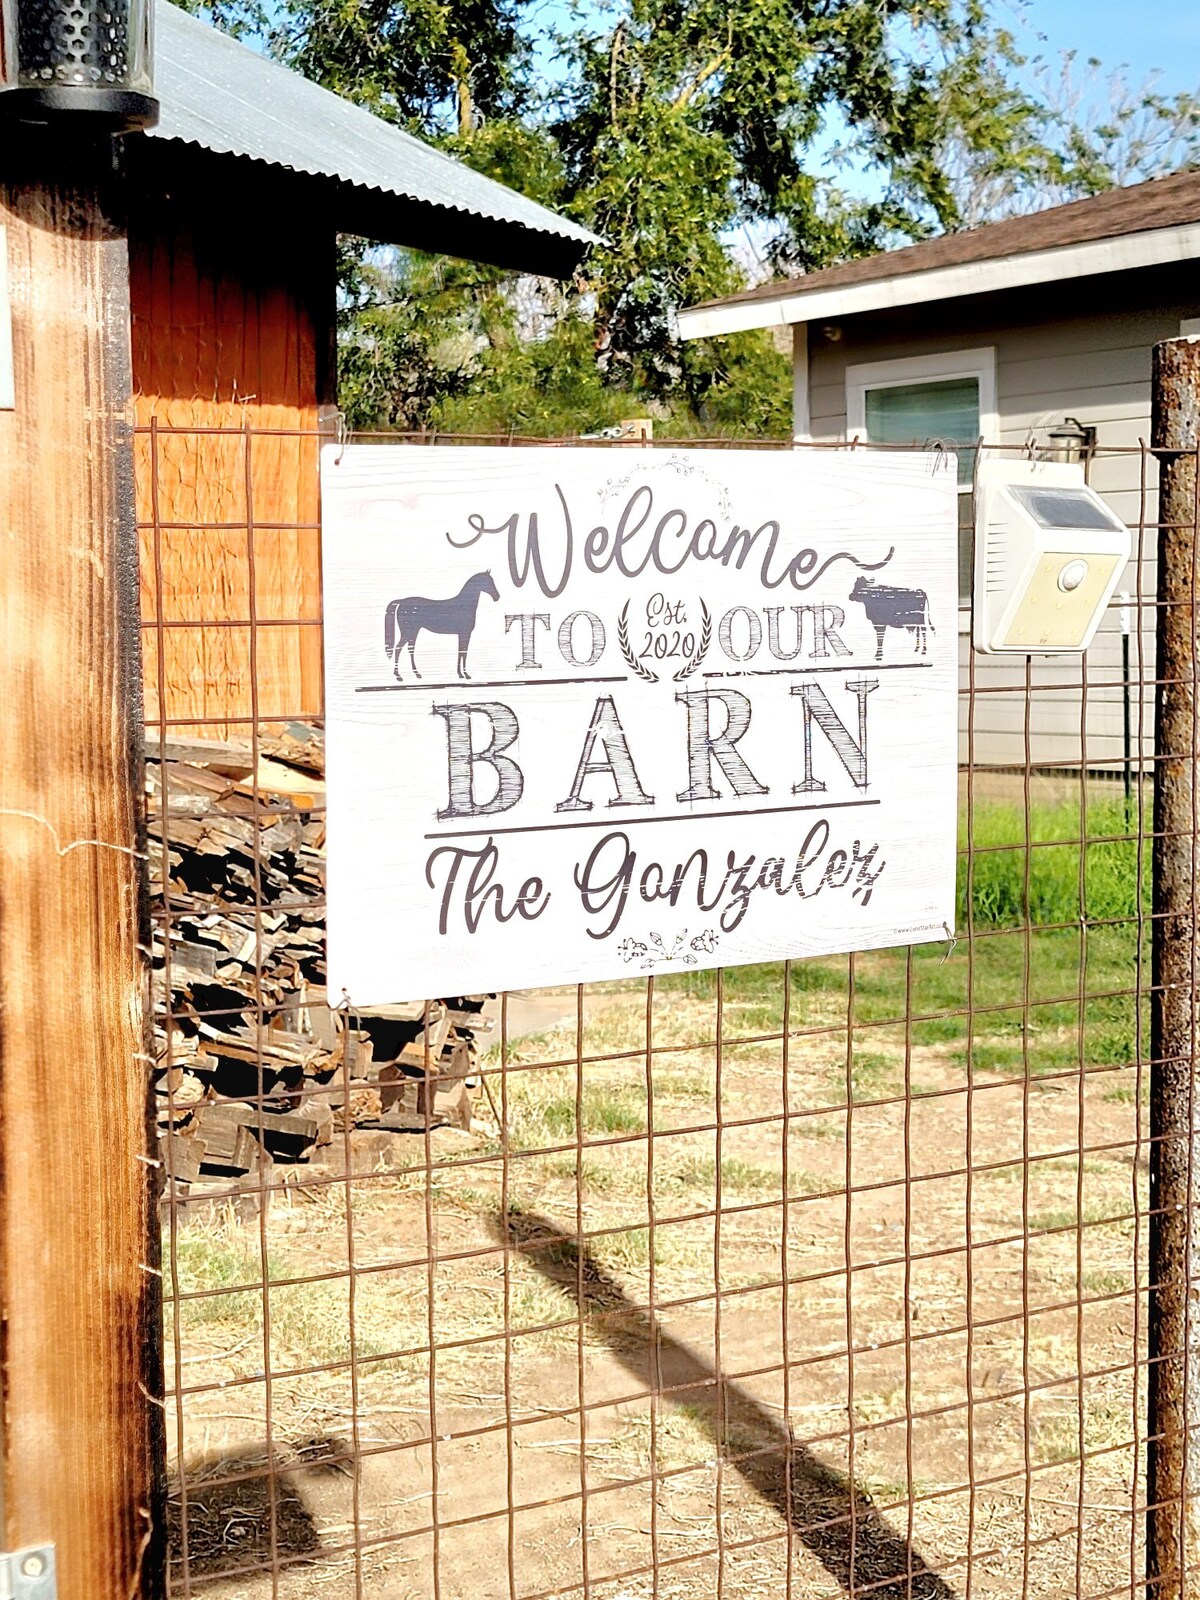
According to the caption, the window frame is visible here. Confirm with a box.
[844,346,999,464]
[845,347,997,617]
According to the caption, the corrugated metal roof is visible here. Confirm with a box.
[143,0,596,273]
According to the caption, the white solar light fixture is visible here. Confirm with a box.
[973,459,1130,655]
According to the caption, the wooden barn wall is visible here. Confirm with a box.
[129,164,334,732]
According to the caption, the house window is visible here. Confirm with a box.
[846,348,997,604]
[864,379,981,484]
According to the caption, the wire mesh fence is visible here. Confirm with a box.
[144,424,1184,1600]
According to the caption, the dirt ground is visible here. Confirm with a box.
[163,968,1149,1600]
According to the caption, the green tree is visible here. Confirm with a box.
[552,0,1049,405]
[193,0,1200,437]
[1025,55,1200,206]
[331,113,576,432]
[928,50,1200,225]
[278,0,532,133]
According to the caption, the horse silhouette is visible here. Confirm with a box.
[384,571,499,681]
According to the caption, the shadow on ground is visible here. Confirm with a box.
[490,1209,957,1600]
[167,1433,350,1583]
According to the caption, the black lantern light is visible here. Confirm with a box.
[0,0,157,130]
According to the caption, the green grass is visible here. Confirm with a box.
[641,795,1146,1088]
[503,1072,648,1148]
[664,1152,781,1195]
[540,1155,620,1191]
[655,1070,715,1101]
[1033,1385,1133,1466]
[1104,1075,1147,1105]
[961,796,1145,929]
[792,1116,843,1141]
[171,1229,272,1327]
[542,1085,646,1137]
[1081,1269,1132,1296]
[476,797,1146,1192]
[1029,1201,1129,1234]
[509,1279,578,1346]
[171,1226,397,1365]
[680,929,1139,1082]
[592,1225,683,1271]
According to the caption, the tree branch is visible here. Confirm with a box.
[672,23,733,111]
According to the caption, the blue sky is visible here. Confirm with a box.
[530,1,1200,97]
[1022,0,1200,92]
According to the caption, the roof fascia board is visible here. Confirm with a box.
[677,221,1200,339]
[311,176,590,277]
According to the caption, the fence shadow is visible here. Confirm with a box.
[166,1433,350,1583]
[491,1209,956,1600]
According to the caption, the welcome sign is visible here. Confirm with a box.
[322,446,958,1004]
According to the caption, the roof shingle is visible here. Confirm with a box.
[689,168,1200,316]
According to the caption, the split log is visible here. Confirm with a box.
[149,723,499,1176]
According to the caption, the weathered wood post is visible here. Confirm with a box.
[1149,332,1200,1599]
[0,136,161,1597]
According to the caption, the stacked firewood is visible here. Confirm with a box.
[147,724,496,1195]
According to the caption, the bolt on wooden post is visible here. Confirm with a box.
[1149,331,1200,1599]
[0,139,161,1597]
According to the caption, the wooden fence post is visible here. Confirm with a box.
[0,137,160,1597]
[1149,332,1200,1600]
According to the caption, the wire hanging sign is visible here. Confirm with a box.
[321,444,960,1000]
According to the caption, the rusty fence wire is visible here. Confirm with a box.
[143,425,1192,1600]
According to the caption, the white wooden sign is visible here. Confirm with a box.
[322,446,958,1004]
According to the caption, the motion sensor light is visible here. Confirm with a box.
[973,460,1130,655]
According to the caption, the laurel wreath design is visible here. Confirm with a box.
[673,601,711,682]
[617,602,660,683]
[617,600,711,685]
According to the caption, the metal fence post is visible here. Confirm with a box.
[0,139,161,1596]
[1149,333,1200,1598]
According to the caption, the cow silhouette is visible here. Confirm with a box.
[384,570,500,681]
[849,575,934,662]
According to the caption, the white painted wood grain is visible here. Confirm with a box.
[322,446,959,1003]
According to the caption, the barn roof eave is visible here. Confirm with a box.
[131,136,592,278]
[141,0,597,281]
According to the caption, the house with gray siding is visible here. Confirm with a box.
[678,170,1200,769]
